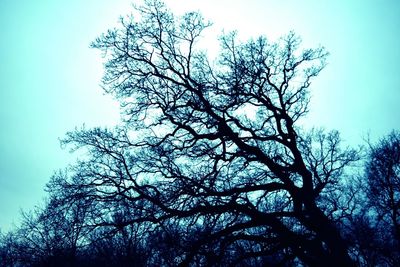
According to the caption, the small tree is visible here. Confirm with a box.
[55,0,359,265]
[0,231,19,267]
[0,183,92,267]
[365,131,400,263]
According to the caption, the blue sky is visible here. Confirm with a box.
[0,0,399,231]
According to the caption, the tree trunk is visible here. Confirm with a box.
[304,203,355,267]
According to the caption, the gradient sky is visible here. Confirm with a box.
[0,0,399,231]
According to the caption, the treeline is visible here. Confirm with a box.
[0,131,399,266]
[0,197,286,266]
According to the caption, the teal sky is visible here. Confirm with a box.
[0,0,399,231]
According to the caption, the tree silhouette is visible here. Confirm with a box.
[0,192,91,267]
[366,131,400,239]
[0,0,365,266]
[363,131,400,264]
[43,0,359,265]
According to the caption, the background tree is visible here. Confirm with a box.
[0,231,19,267]
[331,131,400,267]
[366,131,400,240]
[363,131,400,264]
[10,197,89,267]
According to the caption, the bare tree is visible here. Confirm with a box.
[53,0,359,265]
[364,131,400,264]
[0,231,19,267]
[0,184,92,267]
[366,131,400,240]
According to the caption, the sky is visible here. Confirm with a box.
[0,0,399,231]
